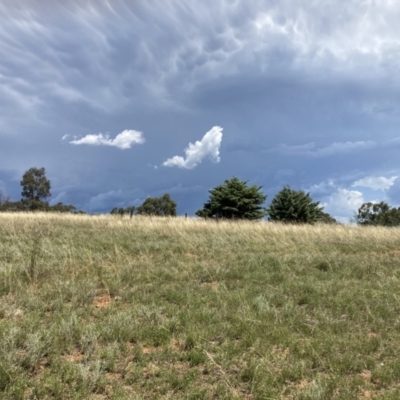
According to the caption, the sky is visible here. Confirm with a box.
[1,0,400,222]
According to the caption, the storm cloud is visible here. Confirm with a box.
[1,0,400,219]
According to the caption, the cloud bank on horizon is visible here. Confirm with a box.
[163,126,223,169]
[1,0,400,221]
[272,141,377,158]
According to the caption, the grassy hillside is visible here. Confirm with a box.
[1,213,400,399]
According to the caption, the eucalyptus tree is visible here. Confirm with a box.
[20,167,51,210]
[355,201,400,226]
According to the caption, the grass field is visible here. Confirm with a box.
[1,213,400,399]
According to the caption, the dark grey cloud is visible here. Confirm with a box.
[1,0,400,220]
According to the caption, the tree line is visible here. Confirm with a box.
[0,167,81,213]
[116,177,399,226]
[110,194,177,217]
[194,177,336,224]
[354,201,400,226]
[1,168,399,226]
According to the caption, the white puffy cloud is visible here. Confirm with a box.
[321,188,367,222]
[69,130,145,149]
[163,126,223,169]
[352,175,398,191]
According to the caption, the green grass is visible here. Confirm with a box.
[1,213,400,399]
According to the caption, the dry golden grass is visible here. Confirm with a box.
[1,213,400,399]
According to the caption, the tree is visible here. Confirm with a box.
[196,177,267,220]
[20,167,51,210]
[136,194,176,216]
[267,185,323,224]
[355,201,400,226]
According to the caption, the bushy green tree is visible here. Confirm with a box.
[136,194,176,216]
[20,167,51,211]
[355,201,400,226]
[196,177,267,220]
[267,185,323,223]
